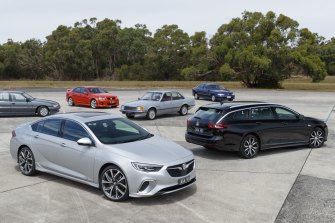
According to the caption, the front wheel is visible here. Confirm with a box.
[37,106,49,117]
[194,93,199,100]
[146,108,156,120]
[68,97,74,106]
[239,134,260,159]
[100,165,129,201]
[90,99,97,109]
[18,147,37,176]
[126,113,135,119]
[309,127,325,148]
[179,105,188,116]
[211,95,216,102]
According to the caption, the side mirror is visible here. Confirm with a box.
[77,137,93,146]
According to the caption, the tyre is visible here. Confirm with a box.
[90,99,97,109]
[309,127,325,148]
[211,95,216,102]
[228,98,233,101]
[126,113,135,119]
[194,93,199,100]
[18,147,37,176]
[68,97,74,106]
[146,108,156,120]
[239,134,260,159]
[100,165,129,201]
[179,105,188,116]
[37,106,49,117]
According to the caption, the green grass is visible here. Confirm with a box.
[0,76,334,91]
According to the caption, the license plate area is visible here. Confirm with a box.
[227,96,232,98]
[178,176,191,185]
[194,127,204,133]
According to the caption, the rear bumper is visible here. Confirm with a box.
[185,132,222,146]
[216,95,235,100]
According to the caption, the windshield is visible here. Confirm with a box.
[88,88,108,93]
[140,92,162,101]
[86,118,152,144]
[208,85,226,90]
[194,107,226,123]
[23,93,34,100]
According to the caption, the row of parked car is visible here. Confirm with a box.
[3,83,328,202]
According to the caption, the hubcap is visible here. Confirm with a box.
[243,137,258,157]
[182,106,187,115]
[40,107,48,116]
[310,130,324,147]
[18,148,33,174]
[212,96,215,101]
[149,110,155,119]
[68,98,73,105]
[102,169,127,200]
[91,100,97,108]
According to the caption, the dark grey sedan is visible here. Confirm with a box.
[0,91,60,117]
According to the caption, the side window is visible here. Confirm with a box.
[250,107,274,120]
[11,93,26,102]
[233,109,249,120]
[114,120,140,134]
[39,119,62,137]
[274,107,298,120]
[172,92,183,100]
[31,121,44,132]
[0,92,9,102]
[161,92,172,101]
[63,120,90,141]
[81,88,88,94]
[197,84,203,89]
[73,88,81,93]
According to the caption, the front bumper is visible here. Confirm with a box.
[127,157,196,198]
[216,94,235,100]
[120,109,147,117]
[185,132,222,147]
[97,99,119,107]
[49,106,61,114]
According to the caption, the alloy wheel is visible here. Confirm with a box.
[240,135,259,158]
[18,147,36,175]
[309,128,324,148]
[91,99,97,109]
[101,167,128,201]
[38,106,49,117]
[180,105,188,115]
[147,109,156,120]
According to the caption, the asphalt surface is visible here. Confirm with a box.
[0,89,334,223]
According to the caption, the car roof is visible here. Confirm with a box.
[147,90,180,93]
[45,112,123,123]
[0,90,24,93]
[200,102,279,111]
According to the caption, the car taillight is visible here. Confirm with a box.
[187,119,191,126]
[12,130,16,137]
[208,123,225,129]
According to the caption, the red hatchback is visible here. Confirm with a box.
[66,86,119,109]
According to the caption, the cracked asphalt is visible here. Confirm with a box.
[0,89,334,223]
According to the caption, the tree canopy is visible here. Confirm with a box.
[0,11,333,88]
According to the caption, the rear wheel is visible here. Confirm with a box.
[309,127,325,148]
[18,147,37,176]
[146,108,156,120]
[90,99,97,109]
[179,105,188,116]
[239,134,260,159]
[37,106,49,117]
[100,165,129,201]
[194,93,199,100]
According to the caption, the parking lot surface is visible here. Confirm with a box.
[0,89,334,223]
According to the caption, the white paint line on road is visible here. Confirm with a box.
[176,201,213,223]
[325,104,335,123]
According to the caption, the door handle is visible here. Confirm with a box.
[60,143,66,147]
[11,102,15,105]
[34,135,39,138]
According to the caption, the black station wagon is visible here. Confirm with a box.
[185,103,328,158]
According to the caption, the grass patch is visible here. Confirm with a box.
[0,76,334,91]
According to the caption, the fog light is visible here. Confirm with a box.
[139,181,150,192]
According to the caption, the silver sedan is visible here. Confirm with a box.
[10,112,196,201]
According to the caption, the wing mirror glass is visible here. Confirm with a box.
[77,137,93,146]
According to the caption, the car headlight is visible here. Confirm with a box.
[52,104,58,108]
[217,93,225,96]
[121,105,125,110]
[131,162,163,172]
[98,97,106,101]
[137,106,144,112]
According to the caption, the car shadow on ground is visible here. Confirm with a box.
[13,165,197,205]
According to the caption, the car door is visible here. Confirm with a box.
[249,106,284,147]
[159,92,173,114]
[57,120,96,182]
[0,92,11,115]
[31,119,63,170]
[81,88,91,106]
[272,106,310,144]
[10,92,35,115]
[71,87,82,105]
[171,92,184,112]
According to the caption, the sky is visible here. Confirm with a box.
[1,0,334,43]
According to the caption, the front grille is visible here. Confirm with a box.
[124,106,137,111]
[108,97,115,100]
[167,160,195,177]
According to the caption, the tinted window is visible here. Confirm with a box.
[88,88,108,93]
[233,109,249,120]
[39,119,62,137]
[250,107,274,120]
[73,87,81,93]
[274,107,298,120]
[80,88,88,93]
[197,84,204,89]
[11,93,26,102]
[63,120,90,141]
[194,107,226,123]
[0,92,9,102]
[31,121,44,132]
[207,85,225,90]
[86,118,151,144]
[161,92,172,101]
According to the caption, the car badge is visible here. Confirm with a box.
[182,163,187,170]
[196,121,199,126]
